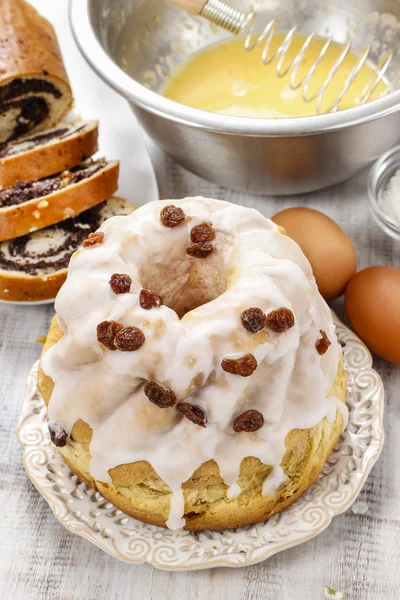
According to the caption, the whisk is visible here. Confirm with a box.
[170,0,394,114]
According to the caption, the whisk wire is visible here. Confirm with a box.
[359,51,394,104]
[200,0,393,114]
[276,27,300,77]
[298,37,333,99]
[244,19,275,54]
[289,33,316,88]
[200,0,254,35]
[308,41,353,112]
[323,45,371,113]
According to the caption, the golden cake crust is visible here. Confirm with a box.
[0,196,134,302]
[0,0,70,87]
[0,0,73,143]
[0,161,119,242]
[38,316,346,531]
[0,121,99,189]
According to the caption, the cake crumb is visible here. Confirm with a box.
[63,207,75,219]
[351,500,369,515]
[36,335,47,344]
[60,175,71,189]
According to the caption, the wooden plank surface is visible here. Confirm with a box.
[0,143,399,600]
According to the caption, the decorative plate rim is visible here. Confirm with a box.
[1,298,55,306]
[17,311,384,570]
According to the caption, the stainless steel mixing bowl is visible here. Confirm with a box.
[70,0,400,195]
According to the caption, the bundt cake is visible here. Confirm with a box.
[38,197,347,531]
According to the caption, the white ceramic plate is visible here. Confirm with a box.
[18,313,384,571]
[0,298,55,306]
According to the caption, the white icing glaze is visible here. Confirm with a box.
[262,466,288,496]
[42,197,347,530]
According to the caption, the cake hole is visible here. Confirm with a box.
[139,250,227,318]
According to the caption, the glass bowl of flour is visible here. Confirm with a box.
[369,145,400,241]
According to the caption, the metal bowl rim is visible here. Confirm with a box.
[70,0,400,136]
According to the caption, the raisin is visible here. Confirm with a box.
[190,222,214,244]
[241,308,266,333]
[177,402,207,427]
[114,326,145,351]
[186,242,213,258]
[316,330,331,355]
[160,205,185,227]
[109,273,132,295]
[266,307,295,332]
[83,231,104,247]
[221,354,258,377]
[233,410,264,433]
[139,289,161,310]
[144,382,177,408]
[97,320,124,350]
[48,420,68,447]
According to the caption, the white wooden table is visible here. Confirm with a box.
[1,142,399,600]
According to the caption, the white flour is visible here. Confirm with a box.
[379,169,400,223]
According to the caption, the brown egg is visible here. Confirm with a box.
[272,207,357,299]
[345,266,400,365]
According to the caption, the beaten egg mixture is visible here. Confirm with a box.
[163,34,388,117]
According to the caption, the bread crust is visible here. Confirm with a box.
[0,122,99,189]
[0,268,67,302]
[0,196,134,302]
[0,0,70,86]
[38,318,347,531]
[0,161,119,241]
[0,0,73,140]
